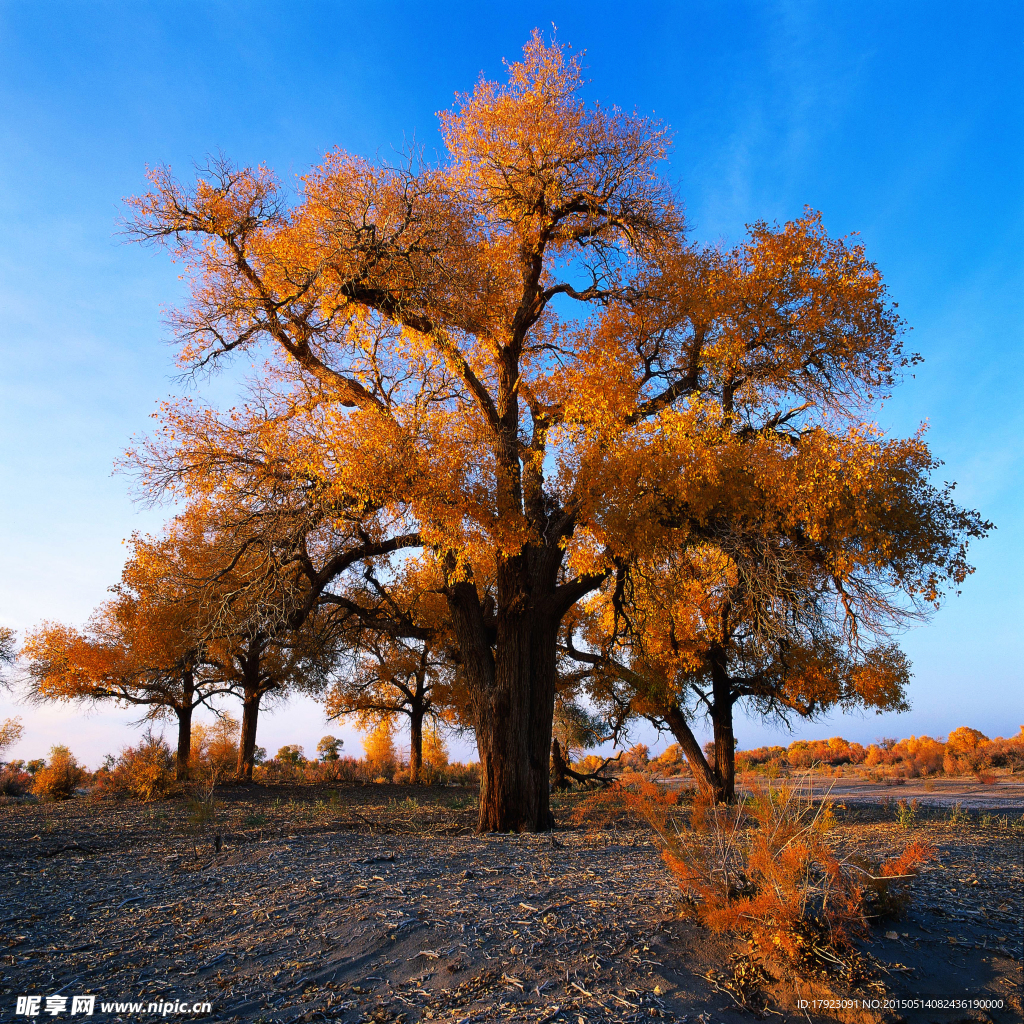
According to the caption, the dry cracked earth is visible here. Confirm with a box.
[1,785,1021,1024]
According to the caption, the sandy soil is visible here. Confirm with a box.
[1,785,1021,1023]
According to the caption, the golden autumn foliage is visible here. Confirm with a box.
[123,32,987,829]
[31,745,86,801]
[362,720,399,779]
[0,716,23,757]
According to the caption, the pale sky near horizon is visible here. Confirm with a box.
[1,1,1021,767]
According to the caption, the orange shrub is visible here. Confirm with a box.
[619,743,650,770]
[652,744,689,776]
[96,733,176,800]
[787,736,866,768]
[735,746,787,772]
[629,780,934,975]
[944,727,989,774]
[569,770,680,830]
[31,745,86,800]
[190,717,240,778]
[977,727,1024,771]
[0,763,32,798]
[890,735,946,776]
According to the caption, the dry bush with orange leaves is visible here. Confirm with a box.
[31,745,87,801]
[580,776,934,980]
[95,732,177,801]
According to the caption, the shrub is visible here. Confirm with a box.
[894,735,945,776]
[572,753,608,775]
[190,716,240,778]
[944,727,988,774]
[786,736,866,768]
[895,798,918,829]
[569,769,681,830]
[626,778,933,978]
[977,727,1024,771]
[0,762,31,797]
[31,745,86,800]
[651,743,688,776]
[620,743,650,771]
[852,840,937,920]
[735,746,787,773]
[102,732,177,800]
[305,756,371,785]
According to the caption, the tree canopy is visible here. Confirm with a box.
[122,33,987,827]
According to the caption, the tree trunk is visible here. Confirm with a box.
[709,645,736,802]
[474,615,535,832]
[409,707,423,784]
[664,704,723,799]
[473,610,557,832]
[237,688,260,781]
[550,738,570,791]
[174,699,193,782]
[710,706,736,802]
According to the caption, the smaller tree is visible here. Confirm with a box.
[549,698,612,790]
[275,744,306,765]
[363,721,398,779]
[317,735,343,761]
[422,724,449,770]
[0,716,24,759]
[191,715,240,777]
[327,635,453,784]
[0,626,15,689]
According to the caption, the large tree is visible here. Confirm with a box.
[125,34,983,830]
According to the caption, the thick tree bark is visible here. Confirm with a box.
[664,704,721,798]
[174,701,193,782]
[474,611,535,831]
[409,707,423,784]
[471,607,558,832]
[237,689,261,781]
[710,706,736,803]
[709,644,737,802]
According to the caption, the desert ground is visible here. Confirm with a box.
[1,783,1021,1024]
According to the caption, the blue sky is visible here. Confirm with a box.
[1,1,1021,766]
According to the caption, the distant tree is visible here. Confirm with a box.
[0,716,23,759]
[317,735,343,761]
[327,634,452,784]
[549,698,610,790]
[23,519,233,780]
[362,721,398,778]
[422,723,449,770]
[275,744,306,765]
[191,715,240,777]
[0,626,15,689]
[31,745,85,801]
